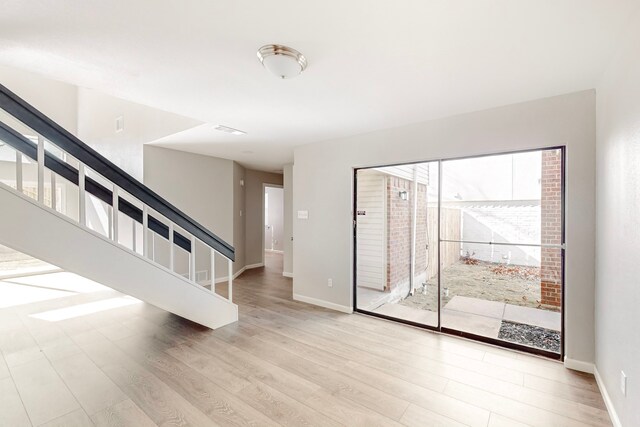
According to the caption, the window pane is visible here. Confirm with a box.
[440,240,560,353]
[441,151,543,245]
[355,162,439,328]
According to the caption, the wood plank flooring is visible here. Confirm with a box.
[0,253,611,426]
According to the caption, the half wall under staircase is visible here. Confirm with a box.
[0,83,238,329]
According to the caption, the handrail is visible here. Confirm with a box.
[0,83,234,261]
[0,120,193,252]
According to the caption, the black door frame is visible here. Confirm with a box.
[352,146,566,360]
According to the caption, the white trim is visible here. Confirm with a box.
[245,263,264,270]
[282,271,294,278]
[563,356,594,374]
[265,249,283,254]
[293,293,353,314]
[595,367,622,427]
[200,262,264,287]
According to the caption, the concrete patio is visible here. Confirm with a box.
[369,294,561,339]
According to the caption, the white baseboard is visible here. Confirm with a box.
[196,262,265,287]
[563,357,595,374]
[212,266,247,284]
[245,263,264,270]
[282,271,294,278]
[293,293,353,314]
[265,249,283,254]
[595,367,622,427]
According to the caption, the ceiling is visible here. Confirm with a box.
[0,0,636,171]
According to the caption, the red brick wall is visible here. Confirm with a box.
[386,177,411,291]
[386,176,427,292]
[540,150,562,309]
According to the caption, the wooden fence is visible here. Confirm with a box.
[425,207,461,281]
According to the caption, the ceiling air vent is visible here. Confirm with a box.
[213,125,246,135]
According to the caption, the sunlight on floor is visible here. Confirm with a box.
[0,281,75,308]
[0,271,112,308]
[29,296,142,321]
[8,272,110,292]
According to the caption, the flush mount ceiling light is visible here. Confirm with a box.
[213,125,246,135]
[257,44,307,79]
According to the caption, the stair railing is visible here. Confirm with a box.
[0,83,234,302]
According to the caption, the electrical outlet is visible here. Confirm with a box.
[621,371,627,396]
[328,278,333,287]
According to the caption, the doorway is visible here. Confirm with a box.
[353,147,565,358]
[263,184,284,272]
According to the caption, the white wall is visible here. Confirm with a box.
[283,164,294,276]
[143,146,285,277]
[595,8,640,426]
[265,186,284,252]
[232,162,246,274]
[293,91,596,364]
[0,65,78,135]
[0,66,202,182]
[77,88,201,180]
[143,145,234,281]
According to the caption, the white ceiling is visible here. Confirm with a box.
[0,0,636,171]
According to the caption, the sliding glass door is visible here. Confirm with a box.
[354,148,564,358]
[354,162,439,327]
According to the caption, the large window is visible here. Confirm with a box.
[354,148,564,357]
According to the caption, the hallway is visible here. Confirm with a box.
[1,256,609,426]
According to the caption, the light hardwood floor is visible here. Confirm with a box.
[0,253,611,426]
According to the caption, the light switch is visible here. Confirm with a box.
[297,210,309,220]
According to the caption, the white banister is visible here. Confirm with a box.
[132,221,137,253]
[15,151,22,193]
[227,258,233,302]
[78,163,86,225]
[112,186,119,242]
[168,222,174,271]
[50,173,57,211]
[142,205,149,257]
[37,136,44,204]
[151,232,156,261]
[108,210,113,239]
[0,87,240,324]
[7,135,235,302]
[210,248,216,292]
[190,235,196,281]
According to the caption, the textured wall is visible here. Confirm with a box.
[595,6,640,425]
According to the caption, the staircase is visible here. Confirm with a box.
[0,83,238,329]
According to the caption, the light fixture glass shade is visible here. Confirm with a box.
[257,45,307,79]
[262,55,302,79]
